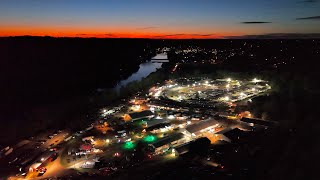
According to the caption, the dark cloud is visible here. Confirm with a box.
[298,0,318,3]
[161,33,214,37]
[241,21,271,24]
[296,16,320,20]
[104,33,117,37]
[153,33,216,39]
[76,33,116,37]
[163,34,185,36]
[136,26,158,30]
[196,34,215,37]
[224,33,320,39]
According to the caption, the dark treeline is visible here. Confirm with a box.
[0,37,160,144]
[0,37,160,102]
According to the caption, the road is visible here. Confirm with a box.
[41,131,69,149]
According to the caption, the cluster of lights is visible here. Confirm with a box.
[123,141,135,150]
[252,78,262,83]
[143,135,157,143]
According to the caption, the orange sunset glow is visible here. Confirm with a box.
[0,27,234,39]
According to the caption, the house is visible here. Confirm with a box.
[150,133,185,155]
[185,119,219,138]
[123,110,154,121]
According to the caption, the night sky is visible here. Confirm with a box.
[0,0,319,38]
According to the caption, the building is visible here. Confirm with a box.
[240,117,278,127]
[149,133,185,155]
[143,118,168,128]
[220,128,249,143]
[28,151,58,173]
[123,110,154,121]
[184,119,219,138]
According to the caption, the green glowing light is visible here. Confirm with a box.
[123,141,135,150]
[143,135,157,143]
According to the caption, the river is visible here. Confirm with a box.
[114,53,168,91]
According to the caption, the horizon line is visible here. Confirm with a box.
[1,33,320,40]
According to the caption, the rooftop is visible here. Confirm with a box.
[152,133,184,148]
[129,110,154,120]
[240,117,278,127]
[186,119,219,134]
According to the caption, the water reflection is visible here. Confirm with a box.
[114,53,168,91]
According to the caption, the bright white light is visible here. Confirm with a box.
[266,84,271,89]
[227,78,231,82]
[224,96,230,101]
[197,91,201,94]
[252,78,261,83]
[240,92,245,96]
[40,158,44,162]
[187,121,191,125]
[252,88,256,91]
[103,109,107,113]
[205,81,209,84]
[226,84,230,88]
[106,139,110,143]
[154,90,161,97]
[168,115,175,119]
[150,107,155,112]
